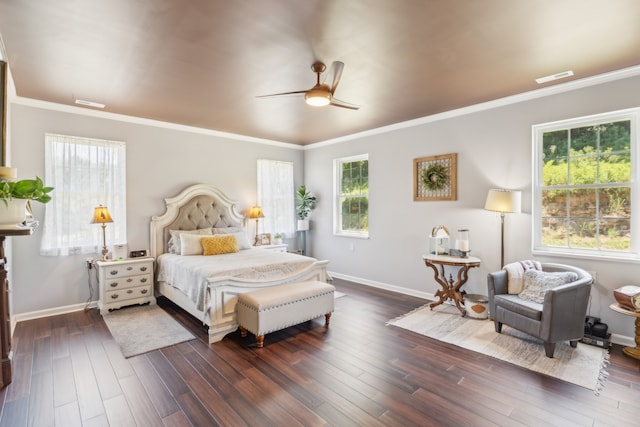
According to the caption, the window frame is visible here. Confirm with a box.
[257,159,295,239]
[41,133,127,257]
[532,108,640,261]
[333,153,369,239]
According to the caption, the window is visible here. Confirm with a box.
[41,134,127,256]
[257,159,295,238]
[334,154,369,237]
[533,110,638,259]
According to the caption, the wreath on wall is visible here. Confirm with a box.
[421,163,449,191]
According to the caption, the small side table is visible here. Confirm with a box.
[423,254,481,316]
[609,303,640,360]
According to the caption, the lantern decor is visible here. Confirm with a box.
[457,229,470,258]
[429,225,450,255]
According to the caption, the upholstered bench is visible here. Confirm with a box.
[236,280,335,348]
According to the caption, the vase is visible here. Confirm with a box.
[0,199,28,225]
[297,219,310,231]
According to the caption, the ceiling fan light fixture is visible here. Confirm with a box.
[305,87,331,107]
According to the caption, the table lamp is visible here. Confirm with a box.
[248,205,264,245]
[484,189,521,268]
[92,204,114,260]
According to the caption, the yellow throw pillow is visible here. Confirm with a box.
[201,235,239,256]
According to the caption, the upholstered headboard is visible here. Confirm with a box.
[150,184,245,257]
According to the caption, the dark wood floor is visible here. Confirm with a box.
[0,278,639,426]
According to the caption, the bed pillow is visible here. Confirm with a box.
[179,232,209,256]
[168,228,212,254]
[518,270,579,304]
[201,235,239,256]
[212,227,252,250]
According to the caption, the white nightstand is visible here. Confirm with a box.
[96,257,155,315]
[257,244,288,252]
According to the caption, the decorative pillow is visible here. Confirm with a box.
[518,270,579,304]
[180,232,208,256]
[168,228,212,254]
[201,235,239,256]
[503,260,542,294]
[212,227,252,250]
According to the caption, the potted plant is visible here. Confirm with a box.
[273,233,283,245]
[296,184,316,231]
[0,177,54,224]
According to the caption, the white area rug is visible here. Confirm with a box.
[387,304,609,392]
[103,304,196,358]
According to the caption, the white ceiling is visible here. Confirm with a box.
[1,0,640,145]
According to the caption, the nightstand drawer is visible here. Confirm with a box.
[103,274,152,291]
[102,261,153,278]
[105,284,153,303]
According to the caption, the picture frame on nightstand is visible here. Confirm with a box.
[260,233,271,246]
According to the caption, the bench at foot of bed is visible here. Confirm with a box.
[236,280,335,348]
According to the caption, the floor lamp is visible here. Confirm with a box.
[484,189,521,268]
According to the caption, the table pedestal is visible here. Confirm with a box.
[609,303,640,360]
[423,255,481,316]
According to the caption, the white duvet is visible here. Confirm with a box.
[156,249,316,311]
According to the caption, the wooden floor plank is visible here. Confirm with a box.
[128,354,182,419]
[52,356,77,408]
[68,332,106,422]
[54,401,82,427]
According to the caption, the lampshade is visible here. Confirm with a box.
[91,205,114,224]
[305,86,331,107]
[484,189,521,214]
[248,205,265,219]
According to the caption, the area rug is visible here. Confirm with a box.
[103,304,196,358]
[387,304,609,392]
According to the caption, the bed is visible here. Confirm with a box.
[150,184,329,343]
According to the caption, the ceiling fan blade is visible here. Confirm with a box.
[324,61,345,95]
[256,90,308,98]
[330,97,360,110]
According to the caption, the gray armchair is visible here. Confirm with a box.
[487,263,593,358]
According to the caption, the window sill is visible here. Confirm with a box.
[532,248,640,264]
[334,232,369,240]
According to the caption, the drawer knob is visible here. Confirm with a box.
[109,283,118,288]
[126,266,133,271]
[110,294,119,299]
[127,278,133,283]
[140,266,148,272]
[109,270,118,276]
[141,289,148,294]
[127,290,133,294]
[140,278,147,283]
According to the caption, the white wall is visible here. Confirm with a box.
[8,103,304,315]
[304,73,640,341]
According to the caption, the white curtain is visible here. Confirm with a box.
[257,159,295,238]
[40,134,127,256]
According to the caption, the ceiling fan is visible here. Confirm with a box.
[258,61,360,110]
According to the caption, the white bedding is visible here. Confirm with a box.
[156,249,316,311]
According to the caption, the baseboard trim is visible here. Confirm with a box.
[328,271,435,301]
[11,301,97,334]
[328,271,635,348]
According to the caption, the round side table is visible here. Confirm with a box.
[609,303,640,360]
